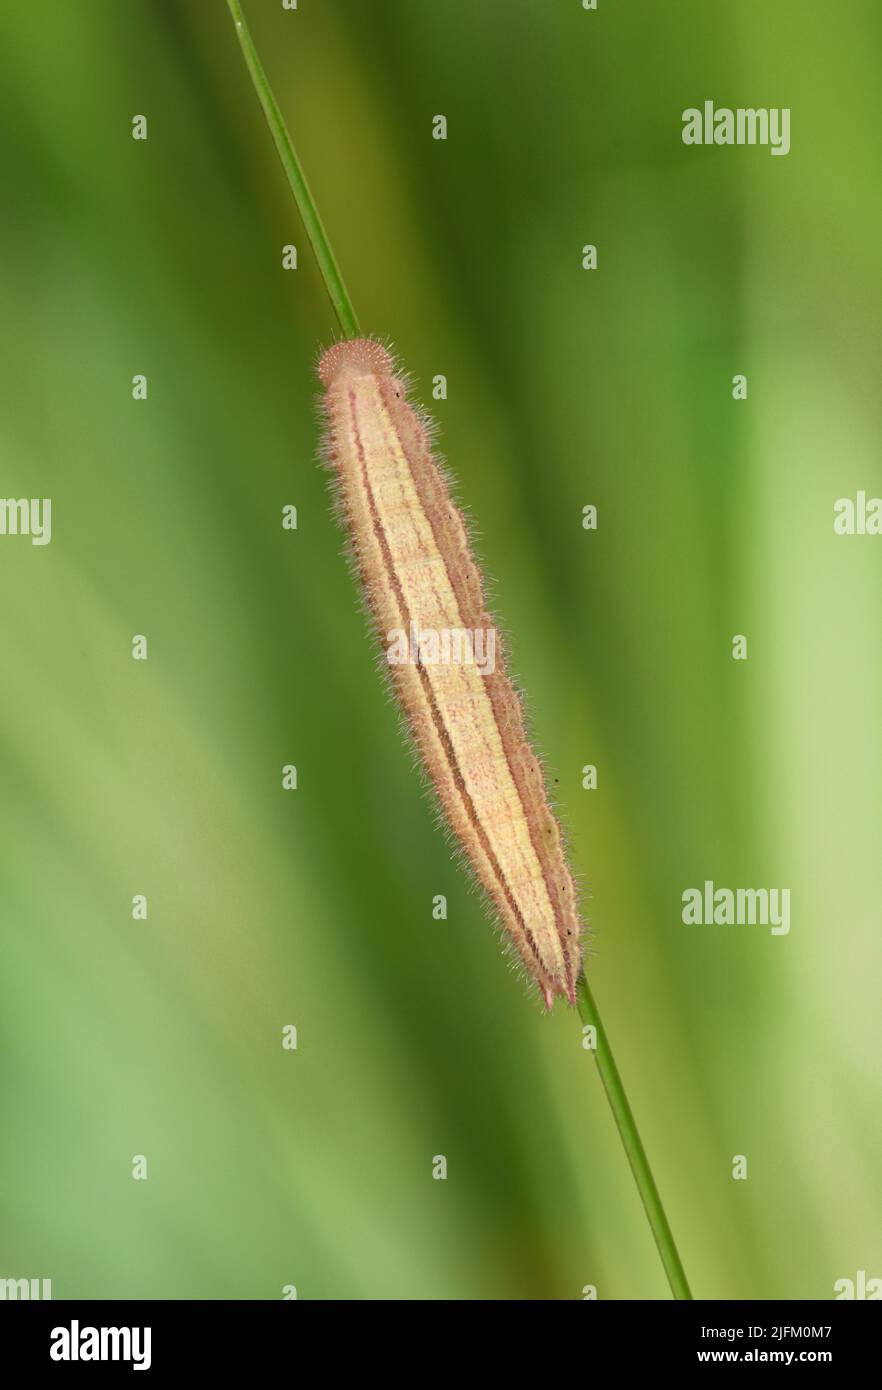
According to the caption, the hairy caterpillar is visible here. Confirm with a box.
[319,338,584,1007]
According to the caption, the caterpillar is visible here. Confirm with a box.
[319,338,584,1008]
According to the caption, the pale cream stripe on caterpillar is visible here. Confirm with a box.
[319,338,584,1007]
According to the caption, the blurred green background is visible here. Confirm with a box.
[1,0,880,1300]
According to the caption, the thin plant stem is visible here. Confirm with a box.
[226,0,692,1302]
[577,974,692,1299]
[226,0,361,339]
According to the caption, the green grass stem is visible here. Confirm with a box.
[577,975,692,1299]
[226,0,360,339]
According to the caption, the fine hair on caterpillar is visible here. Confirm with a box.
[319,337,584,1008]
